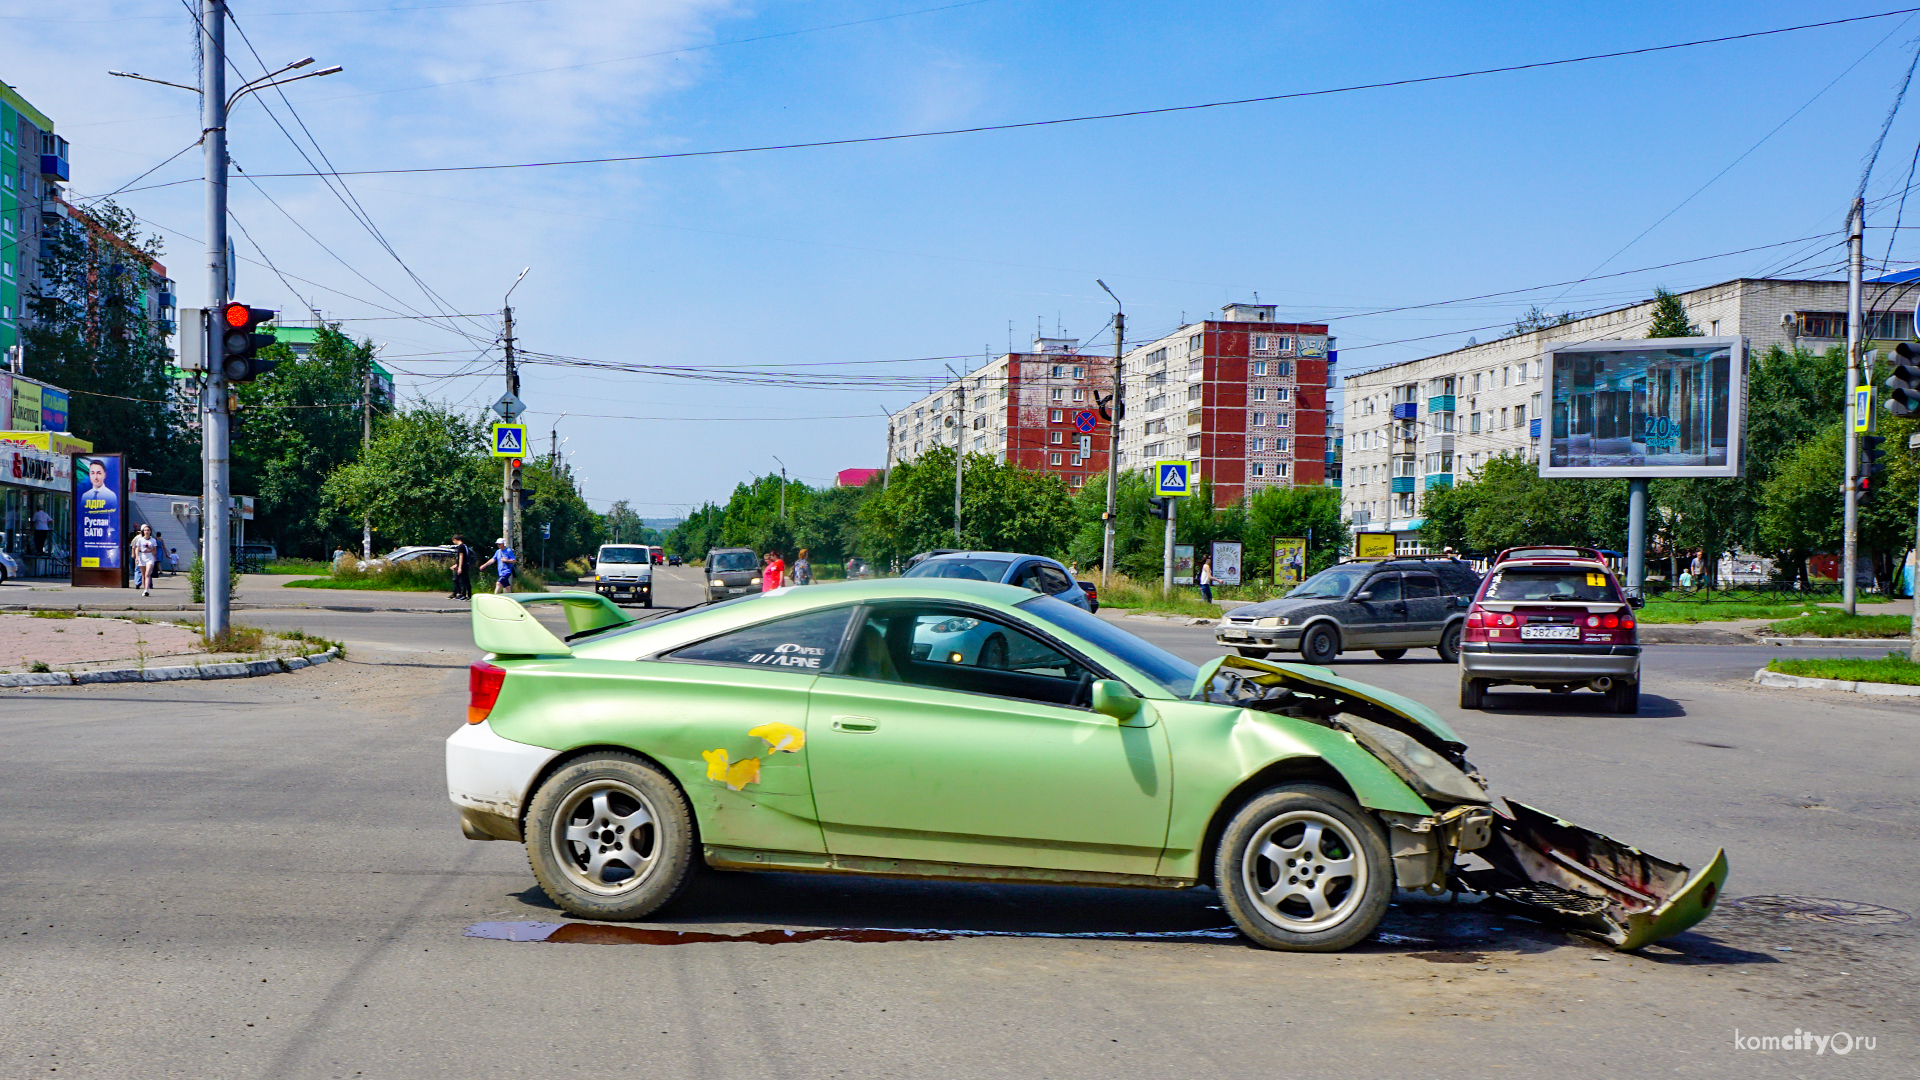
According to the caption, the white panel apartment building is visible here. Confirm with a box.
[1340,276,1902,554]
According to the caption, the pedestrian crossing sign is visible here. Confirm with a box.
[491,423,528,458]
[1153,459,1192,496]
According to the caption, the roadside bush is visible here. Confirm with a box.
[189,556,241,603]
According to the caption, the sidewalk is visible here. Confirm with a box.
[0,610,317,676]
[0,573,469,614]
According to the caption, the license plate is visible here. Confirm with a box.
[1520,624,1580,641]
[1222,628,1248,639]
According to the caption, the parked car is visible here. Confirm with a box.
[705,547,761,602]
[385,545,453,564]
[1217,557,1482,664]
[902,551,1092,611]
[447,580,1727,952]
[1459,554,1644,713]
[0,548,18,584]
[906,548,961,568]
[592,544,655,607]
[1077,579,1100,613]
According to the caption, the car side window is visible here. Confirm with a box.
[665,607,854,672]
[1403,573,1440,599]
[1036,565,1073,594]
[1012,562,1046,591]
[1359,574,1401,602]
[843,605,1093,708]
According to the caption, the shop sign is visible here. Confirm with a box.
[7,444,71,491]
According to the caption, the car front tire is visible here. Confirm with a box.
[1373,649,1407,661]
[1300,624,1339,665]
[1437,622,1462,664]
[1234,646,1272,658]
[1216,785,1393,952]
[524,753,697,921]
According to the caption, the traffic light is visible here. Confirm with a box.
[1886,342,1920,417]
[1858,434,1887,502]
[219,302,277,383]
[1147,495,1170,520]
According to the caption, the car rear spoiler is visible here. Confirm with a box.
[473,592,631,657]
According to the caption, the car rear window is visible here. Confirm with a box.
[599,547,650,564]
[1483,566,1621,603]
[903,558,1012,581]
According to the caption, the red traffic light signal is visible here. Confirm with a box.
[218,304,277,382]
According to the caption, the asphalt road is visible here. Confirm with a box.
[3,566,1915,1078]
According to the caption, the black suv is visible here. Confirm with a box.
[1215,557,1483,664]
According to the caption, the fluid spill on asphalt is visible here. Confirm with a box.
[463,921,1245,945]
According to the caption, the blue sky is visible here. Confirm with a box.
[10,1,1920,516]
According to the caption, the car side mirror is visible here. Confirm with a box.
[1354,590,1373,601]
[1089,679,1147,725]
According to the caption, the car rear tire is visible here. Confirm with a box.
[524,753,697,922]
[1437,622,1462,664]
[1607,679,1640,715]
[1234,647,1272,658]
[1300,624,1339,665]
[1373,649,1407,661]
[1215,785,1393,952]
[1459,674,1486,710]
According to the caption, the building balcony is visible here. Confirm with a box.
[1427,394,1455,413]
[40,155,69,182]
[1325,478,1342,488]
[1391,402,1418,420]
[1390,476,1416,494]
[1425,473,1453,491]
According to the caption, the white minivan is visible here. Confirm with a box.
[593,544,654,606]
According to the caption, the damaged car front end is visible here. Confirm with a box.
[1200,655,1727,950]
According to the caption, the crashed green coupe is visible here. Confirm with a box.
[447,580,1725,952]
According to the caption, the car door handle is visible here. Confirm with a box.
[831,716,879,733]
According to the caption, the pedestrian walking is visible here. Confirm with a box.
[1199,557,1214,604]
[32,505,51,555]
[793,548,813,586]
[130,524,158,596]
[477,537,517,594]
[449,533,472,600]
[761,549,785,592]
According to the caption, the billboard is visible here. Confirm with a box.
[1542,337,1746,478]
[1272,537,1308,588]
[1354,532,1396,559]
[40,386,69,431]
[1173,544,1194,585]
[1210,541,1243,586]
[12,379,41,431]
[74,452,127,587]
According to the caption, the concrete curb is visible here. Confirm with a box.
[1758,636,1911,647]
[0,647,339,689]
[1124,613,1217,627]
[1751,666,1920,697]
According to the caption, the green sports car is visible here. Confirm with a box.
[447,580,1726,952]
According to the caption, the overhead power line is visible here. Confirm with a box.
[248,8,1920,179]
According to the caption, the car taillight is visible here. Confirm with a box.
[1497,612,1525,627]
[468,661,506,724]
[1466,608,1484,627]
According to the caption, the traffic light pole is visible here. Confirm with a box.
[201,0,232,638]
[1844,198,1864,615]
[502,304,518,565]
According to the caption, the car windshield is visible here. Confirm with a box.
[903,558,1012,582]
[709,551,757,572]
[1017,594,1200,698]
[1285,565,1371,600]
[599,547,650,564]
[1483,566,1621,603]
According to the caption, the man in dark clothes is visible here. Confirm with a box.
[450,533,473,600]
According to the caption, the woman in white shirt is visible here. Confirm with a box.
[131,524,159,595]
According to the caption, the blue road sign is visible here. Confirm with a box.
[1154,459,1192,496]
[541,522,551,540]
[491,423,528,458]
[1074,410,1097,433]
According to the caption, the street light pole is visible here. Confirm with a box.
[773,455,788,519]
[200,0,232,638]
[1096,280,1124,592]
[1844,198,1864,614]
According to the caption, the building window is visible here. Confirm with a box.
[1275,437,1290,452]
[1072,475,1084,487]
[1709,319,1720,335]
[1187,435,1201,452]
[1251,412,1265,426]
[1072,388,1086,402]
[1050,388,1063,400]
[1500,407,1509,428]
[1049,452,1062,465]
[1275,361,1291,377]
[973,436,986,451]
[1252,462,1265,477]
[1274,387,1291,402]
[1188,333,1203,351]
[1146,347,1167,366]
[1252,387,1267,401]
[1051,365,1064,378]
[1515,403,1526,424]
[1070,454,1083,466]
[1251,437,1264,452]
[1470,412,1481,434]
[1072,366,1085,379]
[1188,385,1202,401]
[1049,431,1064,445]
[1050,409,1063,422]
[1276,413,1291,427]
[1252,360,1267,376]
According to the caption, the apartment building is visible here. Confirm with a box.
[1340,276,1892,554]
[1115,303,1332,504]
[2,80,68,359]
[891,337,1113,493]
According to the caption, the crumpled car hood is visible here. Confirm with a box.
[1193,653,1465,754]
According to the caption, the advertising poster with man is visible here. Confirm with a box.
[73,453,126,586]
[1273,537,1308,588]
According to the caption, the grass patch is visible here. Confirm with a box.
[1635,598,1852,624]
[260,558,334,575]
[202,624,265,653]
[29,660,50,673]
[1769,611,1911,638]
[275,627,345,656]
[1093,575,1223,618]
[1768,653,1920,686]
[30,609,77,619]
[283,559,547,593]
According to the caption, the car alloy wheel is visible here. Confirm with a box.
[1437,622,1462,664]
[1300,624,1338,665]
[525,753,696,920]
[1217,785,1392,951]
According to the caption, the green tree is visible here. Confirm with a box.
[859,446,1074,568]
[521,458,606,569]
[22,198,196,492]
[603,500,647,544]
[230,325,379,557]
[320,405,499,549]
[1646,286,1701,338]
[1418,455,1626,553]
[793,480,875,569]
[1245,484,1348,577]
[1065,470,1161,576]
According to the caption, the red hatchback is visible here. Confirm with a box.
[1458,557,1643,713]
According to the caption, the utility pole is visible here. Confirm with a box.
[501,303,518,557]
[1097,280,1124,591]
[951,368,965,546]
[200,0,232,638]
[1844,197,1864,614]
[1162,497,1177,596]
[882,408,894,490]
[360,356,371,559]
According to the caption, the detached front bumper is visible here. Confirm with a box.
[1460,642,1640,682]
[446,720,561,842]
